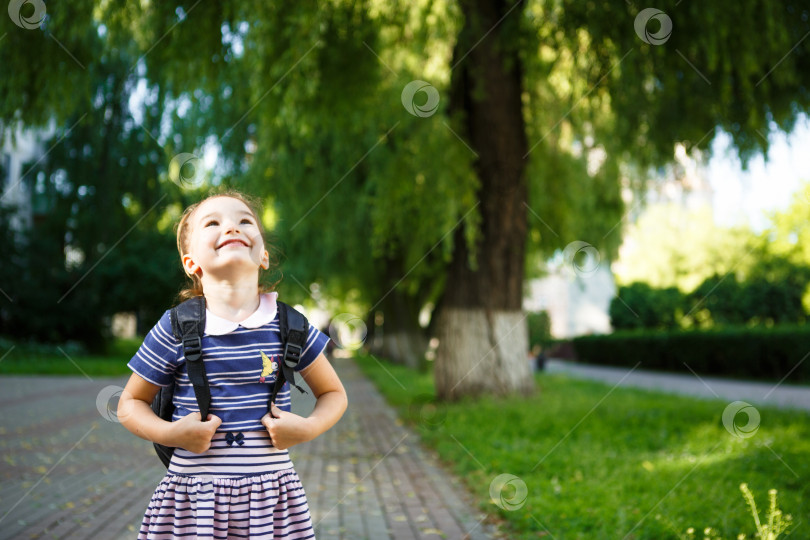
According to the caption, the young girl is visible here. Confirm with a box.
[118,190,347,539]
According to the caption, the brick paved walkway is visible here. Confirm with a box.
[0,357,497,539]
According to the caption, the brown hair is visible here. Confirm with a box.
[175,189,280,301]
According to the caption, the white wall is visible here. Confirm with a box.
[1,123,54,234]
[524,265,616,339]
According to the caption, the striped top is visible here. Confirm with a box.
[128,293,329,432]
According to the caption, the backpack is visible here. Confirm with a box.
[151,295,310,467]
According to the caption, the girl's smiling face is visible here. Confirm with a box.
[182,196,269,279]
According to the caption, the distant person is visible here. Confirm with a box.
[117,190,347,539]
[531,344,547,372]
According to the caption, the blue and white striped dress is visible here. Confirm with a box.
[128,293,329,539]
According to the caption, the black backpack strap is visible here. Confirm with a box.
[269,301,308,417]
[170,296,211,421]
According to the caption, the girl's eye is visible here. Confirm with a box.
[241,219,253,225]
[205,220,218,227]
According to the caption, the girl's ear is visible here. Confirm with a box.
[182,254,201,276]
[261,250,270,270]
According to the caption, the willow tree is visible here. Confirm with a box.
[0,2,184,346]
[110,1,485,369]
[4,0,810,397]
[432,0,810,399]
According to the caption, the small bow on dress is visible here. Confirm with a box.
[225,432,245,446]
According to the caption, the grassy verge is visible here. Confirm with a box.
[355,354,809,540]
[0,356,132,376]
[0,338,140,376]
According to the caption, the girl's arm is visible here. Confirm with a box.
[118,373,222,454]
[262,353,347,450]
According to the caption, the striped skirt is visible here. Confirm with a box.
[138,431,314,539]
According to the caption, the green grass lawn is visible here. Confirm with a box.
[0,339,139,376]
[355,354,809,540]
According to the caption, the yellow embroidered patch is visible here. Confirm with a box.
[259,351,278,383]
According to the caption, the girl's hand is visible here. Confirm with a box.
[261,403,314,450]
[171,412,222,454]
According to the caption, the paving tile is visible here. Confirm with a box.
[0,357,500,539]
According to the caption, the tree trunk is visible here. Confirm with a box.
[435,0,534,400]
[369,258,428,369]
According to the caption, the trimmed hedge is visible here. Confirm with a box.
[573,325,810,382]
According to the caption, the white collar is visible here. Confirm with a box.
[204,292,278,336]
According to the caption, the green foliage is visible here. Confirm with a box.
[5,1,810,360]
[612,188,810,333]
[527,310,552,348]
[0,336,86,358]
[237,1,480,308]
[521,1,628,264]
[0,205,23,335]
[611,282,685,330]
[689,271,809,328]
[0,35,185,348]
[682,486,796,540]
[103,337,143,359]
[766,184,810,244]
[573,325,810,382]
[612,257,810,331]
[357,355,810,539]
[0,337,132,376]
[738,484,792,540]
[557,1,810,165]
[0,354,132,377]
[615,204,756,292]
[0,0,98,129]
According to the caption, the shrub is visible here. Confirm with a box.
[610,282,686,330]
[0,337,88,358]
[686,274,807,328]
[613,265,810,332]
[527,310,552,348]
[573,325,810,382]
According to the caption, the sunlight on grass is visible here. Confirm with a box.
[0,339,136,376]
[355,355,810,540]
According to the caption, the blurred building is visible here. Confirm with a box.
[0,124,54,235]
[524,265,615,338]
[1,122,61,239]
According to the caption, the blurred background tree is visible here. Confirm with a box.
[2,0,810,397]
[612,188,810,332]
[615,204,756,292]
